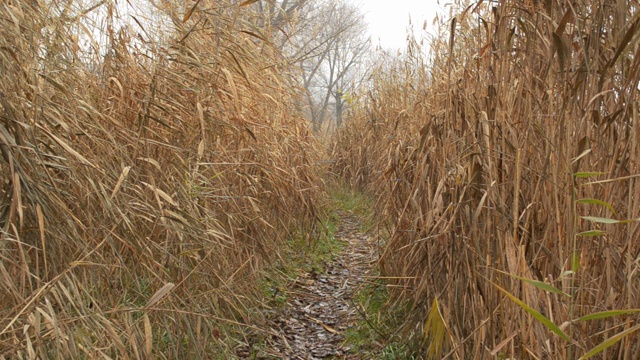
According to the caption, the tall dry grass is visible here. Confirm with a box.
[0,0,319,357]
[331,0,640,358]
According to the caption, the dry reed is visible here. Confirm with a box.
[0,0,320,357]
[331,0,640,358]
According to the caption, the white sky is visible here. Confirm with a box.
[353,0,447,51]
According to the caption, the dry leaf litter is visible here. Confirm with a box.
[256,212,378,359]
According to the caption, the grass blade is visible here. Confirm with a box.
[581,216,620,224]
[492,282,570,341]
[494,270,570,297]
[576,309,640,322]
[579,323,640,359]
[576,198,616,215]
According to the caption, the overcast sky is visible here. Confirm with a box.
[353,1,447,51]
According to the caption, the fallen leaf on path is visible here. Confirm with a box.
[321,323,338,334]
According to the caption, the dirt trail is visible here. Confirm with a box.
[262,211,377,359]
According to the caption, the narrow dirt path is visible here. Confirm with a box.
[262,211,377,359]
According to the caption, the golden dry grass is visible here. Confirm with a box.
[0,0,320,357]
[331,0,640,358]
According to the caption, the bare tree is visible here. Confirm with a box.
[295,0,369,130]
[238,0,370,130]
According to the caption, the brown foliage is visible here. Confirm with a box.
[331,0,640,358]
[0,0,319,357]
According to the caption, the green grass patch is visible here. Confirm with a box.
[327,182,373,214]
[259,208,343,308]
[344,278,417,360]
[260,183,373,306]
[326,181,376,230]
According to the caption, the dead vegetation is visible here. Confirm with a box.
[0,0,320,357]
[4,0,640,358]
[331,0,640,358]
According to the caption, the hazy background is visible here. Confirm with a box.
[354,0,447,50]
